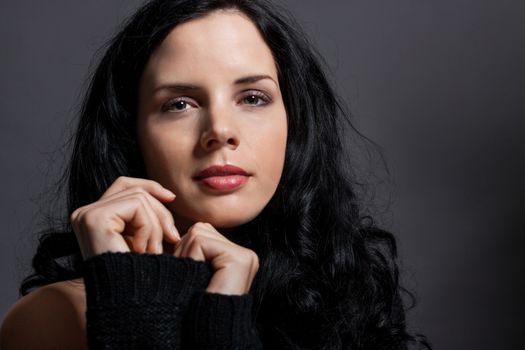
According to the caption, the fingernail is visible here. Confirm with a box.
[171,226,181,240]
[157,242,163,253]
[163,188,176,197]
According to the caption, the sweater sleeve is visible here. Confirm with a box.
[82,252,212,349]
[183,291,263,350]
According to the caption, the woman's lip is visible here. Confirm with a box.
[194,164,249,179]
[197,175,249,191]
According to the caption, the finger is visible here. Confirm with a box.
[173,222,205,257]
[141,196,165,255]
[100,176,175,202]
[183,222,226,240]
[176,237,207,262]
[98,187,180,244]
[93,193,159,254]
[173,234,187,258]
[123,235,134,251]
[174,224,224,260]
[101,186,177,253]
[174,234,216,262]
[118,193,164,254]
[142,191,181,244]
[72,195,155,258]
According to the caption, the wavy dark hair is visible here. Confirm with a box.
[21,0,431,349]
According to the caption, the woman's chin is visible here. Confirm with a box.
[196,213,256,230]
[173,209,260,233]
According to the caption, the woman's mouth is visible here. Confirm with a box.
[198,175,249,191]
[193,164,251,192]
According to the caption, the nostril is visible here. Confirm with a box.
[200,129,239,150]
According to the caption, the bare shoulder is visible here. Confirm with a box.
[0,278,87,350]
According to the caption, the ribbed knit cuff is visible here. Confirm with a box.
[82,252,213,349]
[82,252,212,306]
[184,291,262,349]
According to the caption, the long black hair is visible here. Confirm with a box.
[21,0,431,349]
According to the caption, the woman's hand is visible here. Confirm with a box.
[70,175,258,295]
[174,222,259,295]
[70,176,181,260]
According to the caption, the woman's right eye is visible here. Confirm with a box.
[161,98,194,113]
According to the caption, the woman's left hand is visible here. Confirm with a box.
[173,222,259,295]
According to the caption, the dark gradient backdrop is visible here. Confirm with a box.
[1,1,524,349]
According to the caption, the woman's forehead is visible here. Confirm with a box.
[141,10,278,87]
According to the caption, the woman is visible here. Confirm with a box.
[1,0,431,349]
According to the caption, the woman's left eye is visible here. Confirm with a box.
[241,91,270,106]
[161,98,195,113]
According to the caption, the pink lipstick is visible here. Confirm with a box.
[194,164,250,191]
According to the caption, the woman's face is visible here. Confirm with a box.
[137,10,288,233]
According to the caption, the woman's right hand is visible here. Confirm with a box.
[70,176,181,260]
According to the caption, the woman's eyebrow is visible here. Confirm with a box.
[152,74,277,94]
[234,74,276,85]
[153,84,200,94]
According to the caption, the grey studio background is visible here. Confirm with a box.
[1,0,524,349]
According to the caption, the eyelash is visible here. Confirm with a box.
[161,91,271,113]
[161,99,191,113]
[241,91,271,106]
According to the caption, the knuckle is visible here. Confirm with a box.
[191,233,205,245]
[115,176,128,186]
[70,208,81,222]
[129,188,149,202]
[112,175,128,187]
[142,178,162,192]
[70,205,90,223]
[185,229,196,240]
[242,249,259,270]
[133,187,148,196]
[248,249,259,261]
[131,195,147,208]
[153,181,165,191]
[192,222,205,229]
[81,209,102,230]
[70,209,82,232]
[187,223,201,235]
[251,252,260,271]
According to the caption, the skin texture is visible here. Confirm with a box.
[137,10,288,233]
[0,278,88,350]
[1,11,287,349]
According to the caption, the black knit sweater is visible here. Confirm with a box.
[82,252,262,349]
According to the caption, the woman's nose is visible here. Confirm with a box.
[199,104,240,152]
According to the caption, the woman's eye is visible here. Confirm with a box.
[242,92,270,106]
[161,98,193,113]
